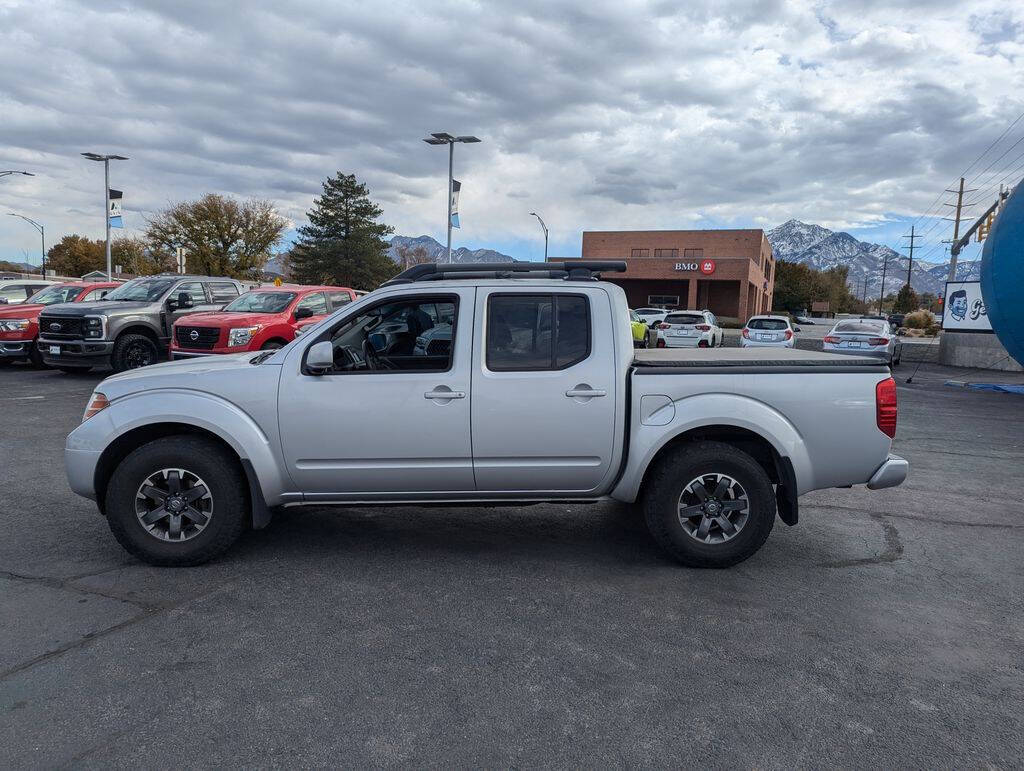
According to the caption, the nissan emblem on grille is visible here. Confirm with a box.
[190,329,199,341]
[50,322,62,331]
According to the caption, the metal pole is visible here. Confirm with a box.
[104,159,112,280]
[446,141,454,264]
[878,252,888,315]
[41,224,45,275]
[906,224,914,287]
[544,229,548,261]
[947,177,965,281]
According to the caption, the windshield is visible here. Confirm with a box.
[223,291,297,313]
[665,314,703,325]
[27,285,83,305]
[747,318,789,330]
[834,321,886,334]
[105,277,177,302]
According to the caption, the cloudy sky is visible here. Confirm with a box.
[1,0,1022,266]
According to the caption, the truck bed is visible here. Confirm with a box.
[633,347,888,372]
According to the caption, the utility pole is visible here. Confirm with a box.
[901,225,921,289]
[943,177,977,281]
[861,274,869,305]
[878,250,889,315]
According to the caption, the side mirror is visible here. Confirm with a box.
[0,298,7,305]
[795,326,802,332]
[294,306,314,320]
[306,340,334,375]
[173,291,194,310]
[99,291,108,299]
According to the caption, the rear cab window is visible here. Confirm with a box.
[835,321,887,334]
[748,318,789,330]
[664,313,704,326]
[486,294,590,371]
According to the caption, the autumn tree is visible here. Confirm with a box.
[290,172,396,288]
[112,236,172,276]
[45,235,105,277]
[144,194,287,279]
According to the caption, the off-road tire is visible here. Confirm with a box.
[104,436,248,566]
[643,440,776,568]
[111,333,159,372]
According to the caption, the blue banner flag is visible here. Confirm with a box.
[450,179,461,229]
[109,189,123,228]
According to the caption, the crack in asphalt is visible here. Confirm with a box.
[810,503,1024,530]
[821,513,904,569]
[0,566,156,611]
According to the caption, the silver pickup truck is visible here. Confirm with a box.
[65,261,908,568]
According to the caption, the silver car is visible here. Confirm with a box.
[742,315,796,349]
[824,318,902,366]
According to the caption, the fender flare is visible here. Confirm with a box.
[99,388,292,509]
[610,392,814,503]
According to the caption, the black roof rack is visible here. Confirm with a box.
[381,260,627,286]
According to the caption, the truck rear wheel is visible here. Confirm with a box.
[104,436,248,566]
[642,440,775,568]
[112,333,158,372]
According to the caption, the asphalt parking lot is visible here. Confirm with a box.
[2,361,1022,767]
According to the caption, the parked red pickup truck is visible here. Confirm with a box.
[0,281,119,367]
[170,285,357,358]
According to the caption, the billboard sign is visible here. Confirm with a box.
[942,281,992,332]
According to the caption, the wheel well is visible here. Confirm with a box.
[116,325,161,346]
[94,423,249,518]
[642,425,782,489]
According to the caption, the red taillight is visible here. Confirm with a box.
[868,337,889,346]
[824,335,840,344]
[784,329,793,340]
[658,322,670,330]
[695,324,710,331]
[656,338,666,348]
[742,328,750,339]
[876,377,897,438]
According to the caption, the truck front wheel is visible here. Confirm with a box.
[104,436,248,566]
[643,440,775,568]
[112,333,159,372]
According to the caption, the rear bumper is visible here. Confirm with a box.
[867,453,909,490]
[741,339,795,348]
[38,338,115,368]
[823,345,889,359]
[660,336,708,348]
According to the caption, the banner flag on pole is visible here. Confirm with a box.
[108,189,123,228]
[450,179,461,229]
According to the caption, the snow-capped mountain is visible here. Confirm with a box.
[767,219,979,297]
[387,235,514,264]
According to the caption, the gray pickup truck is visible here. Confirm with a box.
[38,274,245,373]
[65,262,907,568]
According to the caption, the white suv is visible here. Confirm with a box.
[741,315,796,348]
[656,310,723,348]
[0,278,56,305]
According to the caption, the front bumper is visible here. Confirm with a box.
[867,454,909,490]
[0,339,33,359]
[38,338,115,368]
[170,346,250,359]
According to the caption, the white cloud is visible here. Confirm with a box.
[1,0,1022,262]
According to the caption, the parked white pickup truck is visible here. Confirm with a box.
[66,261,908,568]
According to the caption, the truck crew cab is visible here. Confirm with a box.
[38,274,245,373]
[65,262,908,568]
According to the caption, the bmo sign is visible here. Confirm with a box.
[675,259,716,274]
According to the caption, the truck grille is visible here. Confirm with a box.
[38,315,83,339]
[175,325,221,349]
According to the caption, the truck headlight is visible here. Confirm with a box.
[228,326,260,347]
[83,316,106,339]
[0,318,30,332]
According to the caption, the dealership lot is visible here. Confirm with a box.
[1,363,1022,766]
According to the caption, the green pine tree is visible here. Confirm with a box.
[892,283,920,313]
[290,173,396,289]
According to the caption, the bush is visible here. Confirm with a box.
[904,310,939,335]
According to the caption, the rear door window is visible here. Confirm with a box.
[486,294,590,371]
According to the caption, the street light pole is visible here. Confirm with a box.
[423,133,481,263]
[6,213,45,275]
[530,212,548,260]
[81,152,128,279]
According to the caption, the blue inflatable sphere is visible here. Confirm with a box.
[980,181,1024,366]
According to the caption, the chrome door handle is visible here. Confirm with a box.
[425,388,466,400]
[565,387,606,398]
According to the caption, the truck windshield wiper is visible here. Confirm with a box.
[249,350,277,365]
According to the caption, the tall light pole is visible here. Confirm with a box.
[422,132,481,263]
[6,213,45,275]
[0,171,34,179]
[530,211,548,261]
[81,152,128,279]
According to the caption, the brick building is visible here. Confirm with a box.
[573,229,775,321]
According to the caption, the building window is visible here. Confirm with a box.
[647,295,679,308]
[683,248,703,259]
[653,249,678,259]
[630,249,650,258]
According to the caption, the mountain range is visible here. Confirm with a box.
[766,219,979,297]
[386,235,514,264]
